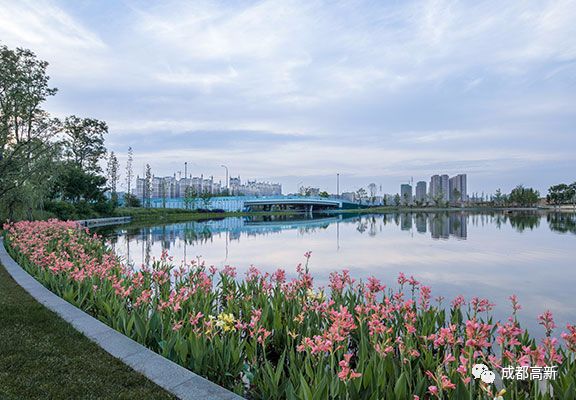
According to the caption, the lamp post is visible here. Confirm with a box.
[297,180,303,196]
[184,162,188,180]
[221,164,229,194]
[337,173,340,198]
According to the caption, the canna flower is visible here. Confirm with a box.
[215,312,236,332]
[561,324,576,352]
[538,310,556,336]
[337,353,362,381]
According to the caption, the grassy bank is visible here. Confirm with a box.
[327,205,543,214]
[113,207,301,223]
[0,262,174,400]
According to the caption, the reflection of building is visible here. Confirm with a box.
[429,214,450,239]
[415,214,427,233]
[400,213,413,231]
[429,213,467,239]
[415,181,427,204]
[400,184,412,205]
[449,213,467,238]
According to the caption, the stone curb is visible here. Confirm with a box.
[0,238,244,400]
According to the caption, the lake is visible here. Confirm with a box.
[103,210,576,336]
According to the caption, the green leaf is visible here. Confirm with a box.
[394,371,407,400]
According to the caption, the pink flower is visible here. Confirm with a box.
[561,324,576,352]
[451,295,466,309]
[337,353,362,381]
[428,386,438,396]
[538,310,556,336]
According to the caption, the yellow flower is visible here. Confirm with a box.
[288,330,298,339]
[215,312,236,332]
[306,289,325,302]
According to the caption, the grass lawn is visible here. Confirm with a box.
[0,263,174,400]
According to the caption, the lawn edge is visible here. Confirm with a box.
[0,238,244,400]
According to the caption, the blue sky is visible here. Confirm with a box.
[1,0,574,195]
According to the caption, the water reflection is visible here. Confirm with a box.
[103,211,576,337]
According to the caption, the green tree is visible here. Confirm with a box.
[144,164,152,208]
[124,193,141,207]
[319,191,329,198]
[61,115,107,173]
[106,151,119,206]
[355,188,367,205]
[125,146,133,196]
[509,185,539,206]
[0,45,59,220]
[184,186,197,210]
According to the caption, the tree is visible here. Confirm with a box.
[160,178,168,208]
[51,164,107,204]
[125,146,133,196]
[368,183,377,205]
[547,183,575,206]
[0,45,59,219]
[61,115,107,173]
[319,191,329,198]
[452,188,461,205]
[124,193,141,207]
[106,151,119,206]
[201,191,212,209]
[509,185,539,207]
[494,189,504,206]
[393,194,401,207]
[355,188,367,205]
[144,163,152,208]
[184,186,197,210]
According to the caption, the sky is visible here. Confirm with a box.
[1,0,575,195]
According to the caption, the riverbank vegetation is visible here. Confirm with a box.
[4,219,576,399]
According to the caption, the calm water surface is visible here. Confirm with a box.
[104,211,576,336]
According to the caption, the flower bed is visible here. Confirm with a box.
[3,220,576,399]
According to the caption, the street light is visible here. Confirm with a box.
[297,180,303,196]
[337,173,340,198]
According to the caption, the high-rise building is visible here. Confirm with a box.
[429,174,449,204]
[449,174,467,205]
[415,181,427,204]
[400,184,412,205]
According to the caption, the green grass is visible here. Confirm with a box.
[0,263,174,400]
[114,207,301,223]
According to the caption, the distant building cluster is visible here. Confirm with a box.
[136,174,282,199]
[399,174,467,206]
[229,176,282,196]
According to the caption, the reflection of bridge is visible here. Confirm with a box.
[244,196,362,212]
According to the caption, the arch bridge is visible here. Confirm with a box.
[243,196,363,212]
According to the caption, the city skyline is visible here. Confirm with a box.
[0,1,574,195]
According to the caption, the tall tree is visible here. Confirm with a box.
[0,45,59,219]
[368,183,377,205]
[144,163,152,208]
[106,151,119,205]
[125,146,133,196]
[61,115,107,173]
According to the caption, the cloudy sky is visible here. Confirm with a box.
[1,0,574,195]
